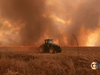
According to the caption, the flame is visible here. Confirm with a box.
[1,0,100,47]
[76,26,100,47]
[2,19,99,47]
[86,29,99,46]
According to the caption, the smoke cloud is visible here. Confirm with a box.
[65,0,100,45]
[0,0,100,46]
[0,0,61,45]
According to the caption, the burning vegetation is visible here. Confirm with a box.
[0,0,100,47]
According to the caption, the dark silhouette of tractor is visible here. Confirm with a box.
[38,39,61,53]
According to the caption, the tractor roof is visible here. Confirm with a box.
[45,39,53,41]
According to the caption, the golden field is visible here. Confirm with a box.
[0,47,100,75]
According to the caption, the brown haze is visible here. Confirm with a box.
[0,0,100,46]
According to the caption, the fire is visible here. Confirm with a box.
[77,26,100,46]
[86,32,99,46]
[86,28,100,46]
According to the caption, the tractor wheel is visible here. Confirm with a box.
[49,48,54,53]
[39,46,44,53]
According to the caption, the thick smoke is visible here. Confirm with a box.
[46,0,100,45]
[0,0,60,45]
[1,0,100,46]
[66,0,100,45]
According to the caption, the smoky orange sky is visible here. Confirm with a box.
[0,0,100,46]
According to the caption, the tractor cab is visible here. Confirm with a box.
[45,39,53,44]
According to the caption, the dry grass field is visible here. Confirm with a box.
[0,47,100,75]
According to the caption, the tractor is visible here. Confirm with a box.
[38,39,61,53]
